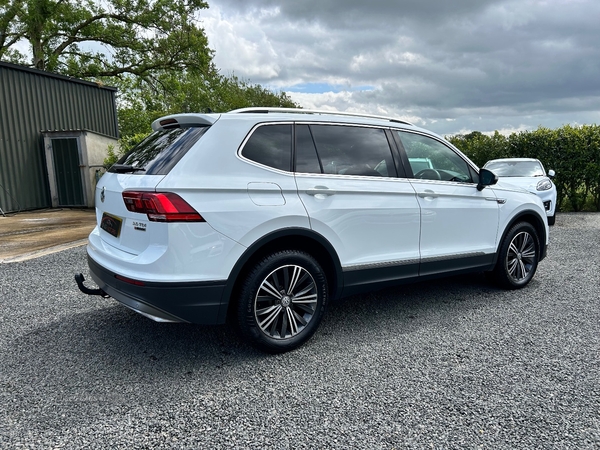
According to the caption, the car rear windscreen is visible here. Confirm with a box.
[111,126,209,175]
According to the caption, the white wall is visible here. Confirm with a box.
[83,131,118,207]
[43,130,118,208]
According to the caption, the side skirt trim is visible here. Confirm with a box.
[342,252,487,272]
[341,253,496,298]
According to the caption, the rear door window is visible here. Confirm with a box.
[295,124,322,174]
[309,125,396,177]
[113,126,209,175]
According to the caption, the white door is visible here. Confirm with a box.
[394,130,500,275]
[294,124,421,275]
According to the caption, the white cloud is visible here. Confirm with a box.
[204,0,600,135]
[202,6,281,79]
[288,91,427,127]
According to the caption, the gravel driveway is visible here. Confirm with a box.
[1,213,599,449]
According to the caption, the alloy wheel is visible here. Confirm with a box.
[506,231,536,283]
[254,264,318,340]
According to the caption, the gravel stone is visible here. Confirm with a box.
[1,212,599,449]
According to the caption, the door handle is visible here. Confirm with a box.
[418,190,439,199]
[306,186,336,196]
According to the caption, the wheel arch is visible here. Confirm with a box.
[218,228,343,323]
[495,210,548,265]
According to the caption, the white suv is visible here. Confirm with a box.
[76,108,549,353]
[483,158,557,226]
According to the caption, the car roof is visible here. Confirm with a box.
[228,107,415,126]
[152,108,427,133]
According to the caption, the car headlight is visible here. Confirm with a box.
[536,179,553,191]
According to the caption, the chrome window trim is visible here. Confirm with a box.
[237,121,400,176]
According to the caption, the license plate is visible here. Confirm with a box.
[100,212,123,238]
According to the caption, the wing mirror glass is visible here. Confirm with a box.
[477,168,498,191]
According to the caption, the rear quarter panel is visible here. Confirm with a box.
[156,117,311,248]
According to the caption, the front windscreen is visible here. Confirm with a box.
[485,161,544,177]
[112,126,209,175]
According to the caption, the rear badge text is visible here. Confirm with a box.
[133,221,147,231]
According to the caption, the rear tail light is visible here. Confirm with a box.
[122,192,205,222]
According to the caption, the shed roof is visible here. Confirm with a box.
[0,61,117,91]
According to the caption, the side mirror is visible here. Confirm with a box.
[548,169,555,178]
[477,168,498,191]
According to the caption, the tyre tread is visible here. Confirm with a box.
[492,221,540,290]
[236,250,328,353]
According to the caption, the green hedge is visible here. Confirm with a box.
[447,125,600,212]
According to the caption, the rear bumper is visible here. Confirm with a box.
[87,255,226,324]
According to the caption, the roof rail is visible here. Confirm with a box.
[228,107,414,126]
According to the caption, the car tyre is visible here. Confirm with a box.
[548,213,556,226]
[493,222,540,289]
[237,250,328,353]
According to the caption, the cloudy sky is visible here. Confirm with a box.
[201,0,600,136]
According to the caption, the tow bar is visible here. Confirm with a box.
[74,273,110,298]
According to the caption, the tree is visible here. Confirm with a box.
[108,69,299,163]
[0,0,212,80]
[447,131,507,167]
[1,0,301,166]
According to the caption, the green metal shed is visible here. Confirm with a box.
[0,61,118,213]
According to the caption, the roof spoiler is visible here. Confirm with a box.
[151,113,219,131]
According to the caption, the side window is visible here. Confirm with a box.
[309,125,396,177]
[295,124,322,173]
[396,131,473,183]
[241,124,292,171]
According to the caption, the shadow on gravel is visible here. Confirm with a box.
[9,272,513,379]
[322,272,506,329]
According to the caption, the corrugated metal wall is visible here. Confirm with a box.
[0,62,118,213]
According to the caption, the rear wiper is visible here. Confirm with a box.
[110,164,146,173]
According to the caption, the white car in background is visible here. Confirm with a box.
[483,158,557,225]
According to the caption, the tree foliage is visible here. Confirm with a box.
[104,70,299,165]
[1,0,301,166]
[0,0,212,79]
[116,69,298,133]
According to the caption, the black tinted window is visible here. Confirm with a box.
[114,126,208,175]
[295,125,322,173]
[310,125,395,177]
[242,124,292,171]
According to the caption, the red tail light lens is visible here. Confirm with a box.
[122,192,205,222]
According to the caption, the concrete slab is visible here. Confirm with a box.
[0,208,96,263]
